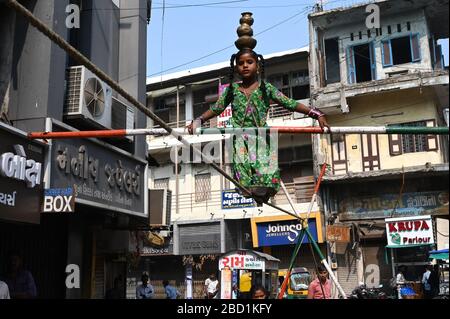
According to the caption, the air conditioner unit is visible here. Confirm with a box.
[112,96,135,141]
[64,66,112,128]
[148,189,172,227]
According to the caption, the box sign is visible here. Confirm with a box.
[219,254,264,270]
[385,215,434,248]
[222,189,255,209]
[0,124,45,224]
[339,191,449,220]
[42,188,75,213]
[50,125,146,215]
[326,225,351,243]
[253,217,319,247]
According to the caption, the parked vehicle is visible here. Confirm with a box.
[348,284,387,299]
[278,267,312,299]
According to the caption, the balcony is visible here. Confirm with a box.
[170,176,315,216]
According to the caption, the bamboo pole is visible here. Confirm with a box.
[277,164,348,299]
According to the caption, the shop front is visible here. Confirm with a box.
[0,122,68,298]
[174,220,225,299]
[385,215,436,298]
[46,120,148,298]
[336,187,449,294]
[250,213,326,275]
[218,249,280,299]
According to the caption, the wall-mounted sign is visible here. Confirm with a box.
[385,215,434,248]
[50,124,146,215]
[178,222,222,255]
[339,191,449,221]
[42,187,75,213]
[217,84,233,128]
[326,225,351,243]
[0,124,45,224]
[222,189,255,209]
[250,213,324,248]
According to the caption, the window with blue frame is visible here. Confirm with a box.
[381,34,421,67]
[346,42,376,84]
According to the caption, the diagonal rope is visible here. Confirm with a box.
[5,0,296,218]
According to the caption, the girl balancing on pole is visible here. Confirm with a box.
[187,12,329,204]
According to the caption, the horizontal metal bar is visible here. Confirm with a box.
[27,126,449,140]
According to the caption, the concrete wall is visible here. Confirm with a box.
[320,88,444,173]
[311,9,433,89]
[4,0,69,132]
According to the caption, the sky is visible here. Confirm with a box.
[146,0,449,79]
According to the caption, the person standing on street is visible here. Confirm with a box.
[136,273,154,299]
[307,265,331,299]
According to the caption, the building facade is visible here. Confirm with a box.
[308,0,449,296]
[146,48,329,298]
[0,0,149,298]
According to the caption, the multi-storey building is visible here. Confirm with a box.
[308,0,449,295]
[145,48,330,298]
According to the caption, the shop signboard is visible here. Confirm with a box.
[178,222,222,255]
[219,253,264,270]
[42,187,75,213]
[339,191,449,221]
[251,214,323,248]
[222,189,255,209]
[0,123,45,224]
[326,225,351,243]
[49,124,146,216]
[385,215,434,248]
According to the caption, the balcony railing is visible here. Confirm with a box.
[170,176,315,213]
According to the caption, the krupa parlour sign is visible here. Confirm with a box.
[385,215,434,248]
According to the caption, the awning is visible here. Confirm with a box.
[429,249,449,260]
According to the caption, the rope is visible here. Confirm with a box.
[4,0,298,218]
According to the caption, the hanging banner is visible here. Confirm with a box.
[385,215,434,248]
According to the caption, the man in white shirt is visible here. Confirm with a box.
[0,280,10,299]
[204,274,219,299]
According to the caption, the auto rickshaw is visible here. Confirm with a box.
[278,267,312,299]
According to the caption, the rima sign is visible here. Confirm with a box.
[385,215,434,248]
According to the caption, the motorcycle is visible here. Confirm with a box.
[348,284,387,299]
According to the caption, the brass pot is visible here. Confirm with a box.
[239,12,254,26]
[235,36,257,50]
[237,24,253,37]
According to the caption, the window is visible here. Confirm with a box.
[325,38,341,85]
[381,34,421,67]
[347,42,376,84]
[331,134,348,175]
[195,173,211,202]
[268,71,309,100]
[154,178,170,189]
[388,120,438,156]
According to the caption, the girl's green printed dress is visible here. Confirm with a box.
[210,82,298,192]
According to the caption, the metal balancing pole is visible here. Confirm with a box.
[277,164,348,299]
[28,126,449,140]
